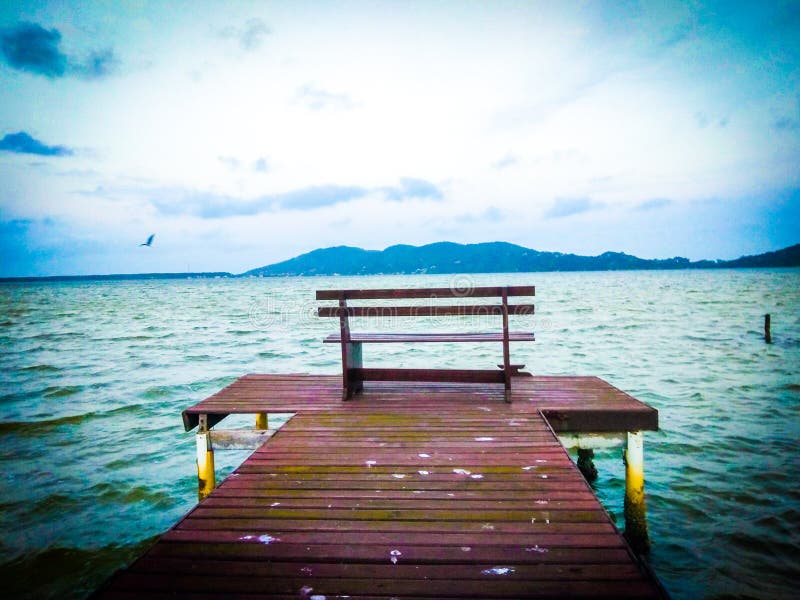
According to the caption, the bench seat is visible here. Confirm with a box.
[324,332,535,343]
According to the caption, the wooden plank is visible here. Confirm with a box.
[323,331,536,343]
[107,571,657,598]
[174,515,616,541]
[351,367,507,383]
[174,518,617,534]
[128,556,643,579]
[317,303,535,317]
[316,286,535,300]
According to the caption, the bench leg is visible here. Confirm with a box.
[343,342,363,400]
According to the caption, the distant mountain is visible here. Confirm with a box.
[6,243,798,282]
[242,242,800,276]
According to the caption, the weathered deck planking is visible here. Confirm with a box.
[181,374,658,433]
[98,375,664,599]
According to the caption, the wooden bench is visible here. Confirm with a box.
[316,286,535,401]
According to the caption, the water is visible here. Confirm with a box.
[1,270,798,599]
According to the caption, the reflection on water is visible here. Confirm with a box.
[1,270,799,599]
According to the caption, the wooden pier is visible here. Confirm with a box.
[95,374,665,599]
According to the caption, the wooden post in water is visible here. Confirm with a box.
[623,431,650,554]
[196,416,216,500]
[255,413,268,430]
[577,448,598,482]
[765,314,772,344]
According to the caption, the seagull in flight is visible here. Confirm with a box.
[140,234,155,247]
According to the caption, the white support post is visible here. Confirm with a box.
[196,418,216,501]
[624,431,650,553]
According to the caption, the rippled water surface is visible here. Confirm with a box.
[1,271,798,599]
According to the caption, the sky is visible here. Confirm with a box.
[1,0,799,276]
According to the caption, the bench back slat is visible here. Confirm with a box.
[316,285,534,300]
[318,304,535,318]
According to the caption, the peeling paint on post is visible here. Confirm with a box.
[623,431,650,553]
[196,430,215,500]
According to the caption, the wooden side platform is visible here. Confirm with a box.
[97,375,664,599]
[181,374,658,434]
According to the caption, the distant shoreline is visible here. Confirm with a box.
[2,266,799,284]
[3,241,798,281]
[0,272,234,283]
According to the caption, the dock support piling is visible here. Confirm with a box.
[623,431,650,554]
[577,448,598,482]
[196,429,216,501]
[765,314,772,344]
[255,412,268,430]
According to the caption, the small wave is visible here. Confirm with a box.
[26,331,85,342]
[783,383,800,392]
[0,404,144,436]
[0,415,86,435]
[257,350,291,359]
[141,385,178,399]
[21,364,61,373]
[109,334,154,341]
[43,385,82,399]
[28,493,81,517]
[89,482,177,508]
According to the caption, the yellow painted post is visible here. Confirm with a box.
[255,412,268,430]
[196,430,215,500]
[623,431,650,553]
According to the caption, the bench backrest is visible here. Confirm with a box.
[316,286,535,318]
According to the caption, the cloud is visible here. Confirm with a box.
[695,111,730,129]
[147,184,367,218]
[151,189,257,218]
[456,206,504,223]
[295,84,354,111]
[253,157,269,173]
[218,155,241,170]
[544,197,604,219]
[219,18,271,51]
[635,198,672,211]
[73,48,119,80]
[382,178,443,202]
[772,116,799,131]
[0,131,73,156]
[144,178,439,218]
[0,22,118,79]
[275,185,367,210]
[1,22,67,78]
[492,154,519,169]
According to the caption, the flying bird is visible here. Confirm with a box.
[140,234,155,247]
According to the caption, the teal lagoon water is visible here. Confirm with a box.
[1,270,798,599]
